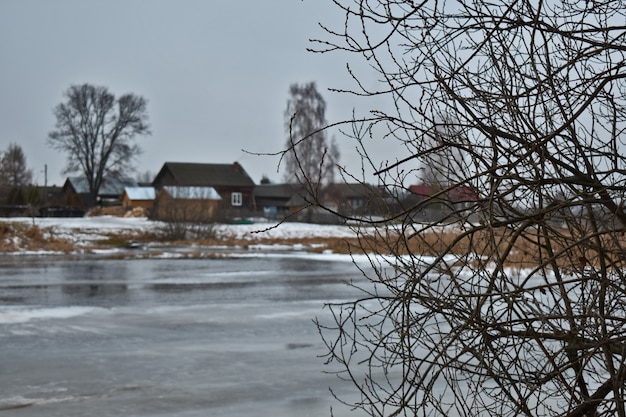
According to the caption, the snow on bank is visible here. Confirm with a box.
[14,216,153,235]
[5,216,362,246]
[218,221,361,240]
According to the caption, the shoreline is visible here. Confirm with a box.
[0,216,365,258]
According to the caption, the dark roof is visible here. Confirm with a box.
[154,162,255,188]
[253,183,306,208]
[327,183,382,199]
[408,184,478,202]
[253,183,303,199]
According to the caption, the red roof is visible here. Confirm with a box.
[448,186,478,202]
[408,185,435,196]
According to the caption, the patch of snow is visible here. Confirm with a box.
[5,217,366,247]
[215,221,362,240]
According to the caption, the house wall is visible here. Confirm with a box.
[122,195,154,210]
[61,190,87,211]
[152,194,218,222]
[213,186,255,219]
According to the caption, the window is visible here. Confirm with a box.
[231,192,242,206]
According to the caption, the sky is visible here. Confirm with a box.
[0,0,401,187]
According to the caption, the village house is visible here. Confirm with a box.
[0,185,47,217]
[152,162,255,221]
[121,187,156,212]
[152,186,221,222]
[323,183,387,217]
[60,177,139,212]
[253,182,387,223]
[399,184,480,223]
[252,183,307,219]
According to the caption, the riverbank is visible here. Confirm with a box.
[0,216,368,257]
[0,216,541,265]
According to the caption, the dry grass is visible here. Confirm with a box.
[0,220,529,261]
[0,222,75,253]
[2,218,614,269]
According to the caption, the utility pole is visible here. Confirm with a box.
[44,164,47,205]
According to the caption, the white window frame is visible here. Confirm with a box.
[231,192,243,206]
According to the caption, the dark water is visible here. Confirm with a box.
[0,254,368,417]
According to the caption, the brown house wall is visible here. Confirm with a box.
[213,186,254,219]
[121,194,154,210]
[152,194,219,222]
[62,190,86,211]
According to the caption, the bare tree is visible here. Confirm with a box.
[48,83,150,203]
[305,2,626,417]
[0,143,33,187]
[136,170,155,185]
[282,82,339,189]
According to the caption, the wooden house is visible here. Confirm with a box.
[122,187,156,210]
[0,184,64,217]
[152,162,255,220]
[152,186,221,222]
[60,177,139,211]
[324,183,387,217]
[400,184,480,222]
[253,183,307,219]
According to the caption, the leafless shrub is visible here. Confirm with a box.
[303,1,626,416]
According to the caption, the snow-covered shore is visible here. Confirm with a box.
[26,216,359,239]
[1,216,364,256]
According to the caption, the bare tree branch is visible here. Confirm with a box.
[308,1,626,416]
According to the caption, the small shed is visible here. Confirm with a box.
[122,187,156,210]
[153,186,222,222]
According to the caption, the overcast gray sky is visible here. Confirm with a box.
[0,0,398,187]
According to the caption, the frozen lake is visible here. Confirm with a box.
[0,253,369,417]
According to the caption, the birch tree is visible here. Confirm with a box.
[282,82,339,189]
